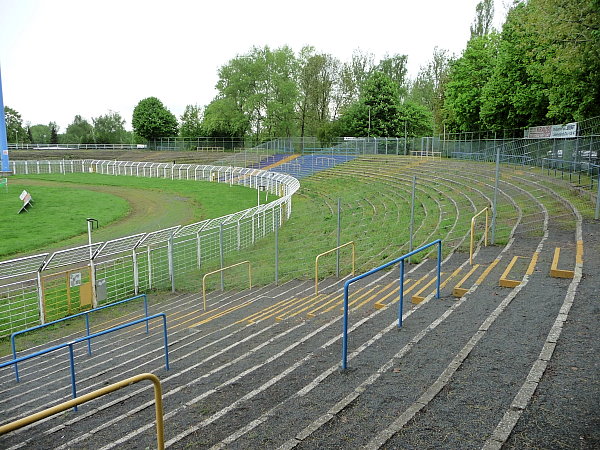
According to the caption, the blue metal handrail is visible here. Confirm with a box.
[341,239,442,370]
[0,314,169,411]
[10,294,148,381]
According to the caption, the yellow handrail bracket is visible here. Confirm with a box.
[315,242,355,295]
[0,373,165,450]
[202,261,252,310]
[470,206,489,265]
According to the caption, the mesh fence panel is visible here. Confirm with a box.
[0,279,40,336]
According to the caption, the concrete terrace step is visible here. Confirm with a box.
[0,234,584,446]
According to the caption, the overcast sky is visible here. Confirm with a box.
[0,0,508,132]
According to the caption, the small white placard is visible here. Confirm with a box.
[70,272,82,287]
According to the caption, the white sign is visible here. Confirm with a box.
[70,272,82,287]
[525,122,578,139]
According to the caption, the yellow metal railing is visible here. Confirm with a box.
[0,373,165,449]
[202,261,252,310]
[315,242,355,295]
[470,207,489,265]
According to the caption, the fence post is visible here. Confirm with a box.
[409,176,416,261]
[196,231,202,269]
[491,147,500,245]
[133,249,139,295]
[168,233,175,293]
[592,167,600,220]
[219,223,224,291]
[147,246,153,290]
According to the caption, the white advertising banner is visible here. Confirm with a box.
[524,122,578,139]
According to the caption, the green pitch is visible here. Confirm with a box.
[0,173,260,259]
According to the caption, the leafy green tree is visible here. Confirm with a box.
[296,47,338,137]
[179,105,203,137]
[64,115,94,143]
[408,47,452,133]
[399,101,434,137]
[4,106,29,144]
[477,0,599,129]
[338,72,402,137]
[444,33,499,131]
[202,97,249,138]
[375,54,409,99]
[49,122,59,145]
[479,3,548,130]
[470,0,495,38]
[29,124,51,143]
[525,0,600,121]
[132,97,178,141]
[92,111,127,144]
[212,46,298,140]
[332,49,374,118]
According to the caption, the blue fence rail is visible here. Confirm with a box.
[0,314,169,411]
[341,239,442,370]
[10,294,149,381]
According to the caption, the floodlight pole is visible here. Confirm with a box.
[0,65,11,174]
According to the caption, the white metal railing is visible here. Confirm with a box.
[0,160,299,338]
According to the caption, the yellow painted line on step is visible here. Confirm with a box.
[276,294,324,321]
[321,286,378,315]
[373,280,413,310]
[576,240,584,265]
[550,247,574,279]
[173,294,256,329]
[499,256,523,287]
[250,297,308,323]
[190,300,255,327]
[475,258,501,284]
[351,281,397,311]
[262,154,300,171]
[388,274,429,305]
[347,286,382,309]
[453,265,480,297]
[526,251,539,275]
[307,286,368,318]
[236,297,294,324]
[411,273,445,304]
[440,267,463,289]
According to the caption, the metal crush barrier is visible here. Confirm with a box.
[0,373,165,450]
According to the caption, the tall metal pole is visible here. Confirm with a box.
[336,198,341,277]
[0,66,10,173]
[404,121,408,155]
[491,147,500,244]
[275,209,279,285]
[595,165,600,220]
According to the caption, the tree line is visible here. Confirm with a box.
[4,109,135,145]
[5,0,599,145]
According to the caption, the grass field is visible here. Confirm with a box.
[0,173,260,259]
